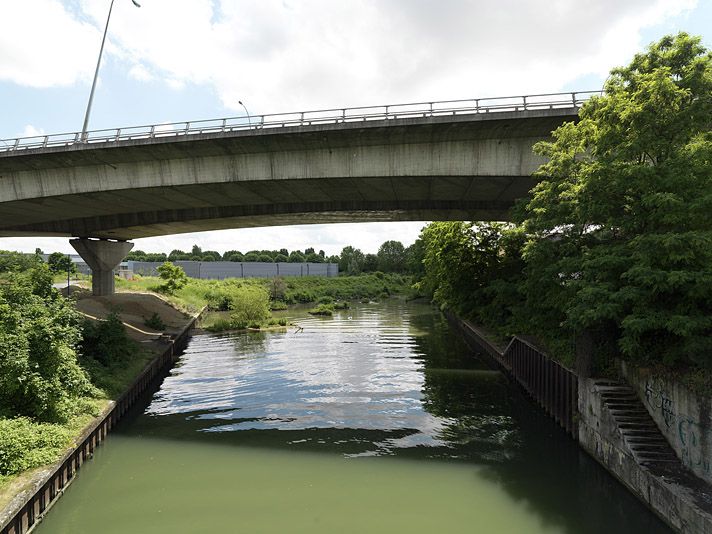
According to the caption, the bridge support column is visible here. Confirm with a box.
[70,238,133,296]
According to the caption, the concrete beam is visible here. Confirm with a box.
[70,238,133,296]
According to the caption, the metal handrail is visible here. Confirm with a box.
[0,90,600,153]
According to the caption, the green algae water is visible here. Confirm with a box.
[35,301,671,533]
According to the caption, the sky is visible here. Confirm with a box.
[0,0,709,255]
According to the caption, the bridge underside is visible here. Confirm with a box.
[0,175,529,240]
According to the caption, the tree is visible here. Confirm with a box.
[47,252,75,274]
[305,252,323,263]
[274,253,289,263]
[0,251,42,273]
[191,244,202,257]
[288,251,305,263]
[258,254,273,262]
[377,240,406,272]
[223,250,242,261]
[168,249,187,261]
[405,238,426,278]
[363,253,378,272]
[243,253,259,262]
[0,265,92,422]
[338,246,365,275]
[156,262,188,294]
[517,33,712,368]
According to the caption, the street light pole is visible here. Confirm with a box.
[239,100,252,128]
[81,0,141,142]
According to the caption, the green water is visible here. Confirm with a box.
[35,301,671,533]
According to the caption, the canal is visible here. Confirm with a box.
[36,300,670,533]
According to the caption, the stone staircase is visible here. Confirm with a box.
[595,380,679,470]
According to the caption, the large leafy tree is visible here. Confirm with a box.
[517,33,712,368]
[376,240,406,272]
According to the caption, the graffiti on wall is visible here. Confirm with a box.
[644,378,676,428]
[644,378,711,478]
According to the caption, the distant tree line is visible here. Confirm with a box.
[125,240,426,275]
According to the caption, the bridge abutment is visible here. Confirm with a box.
[70,238,133,296]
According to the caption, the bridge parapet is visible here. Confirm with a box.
[0,91,599,154]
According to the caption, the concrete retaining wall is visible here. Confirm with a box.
[620,363,712,486]
[129,261,338,279]
[578,378,712,533]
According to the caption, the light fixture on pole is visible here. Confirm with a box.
[239,100,252,128]
[81,0,141,142]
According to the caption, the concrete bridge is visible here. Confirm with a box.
[0,92,595,294]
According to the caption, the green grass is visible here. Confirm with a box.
[117,273,411,312]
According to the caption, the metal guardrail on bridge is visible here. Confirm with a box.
[0,90,600,153]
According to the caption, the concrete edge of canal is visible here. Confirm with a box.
[447,311,712,534]
[0,306,204,534]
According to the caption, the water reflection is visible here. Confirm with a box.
[36,300,671,534]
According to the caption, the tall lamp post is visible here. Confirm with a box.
[81,0,141,141]
[239,100,252,128]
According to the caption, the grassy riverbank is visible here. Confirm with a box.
[115,273,411,332]
[0,287,192,511]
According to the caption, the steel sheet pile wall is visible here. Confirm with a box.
[450,313,578,439]
[504,338,578,438]
[0,320,196,534]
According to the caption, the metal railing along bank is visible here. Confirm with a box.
[451,315,578,439]
[0,91,600,153]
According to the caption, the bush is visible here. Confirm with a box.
[317,295,334,305]
[156,262,188,294]
[81,312,135,367]
[144,312,166,331]
[0,417,73,476]
[333,301,350,310]
[229,286,271,329]
[270,300,288,311]
[308,303,334,316]
[0,266,94,423]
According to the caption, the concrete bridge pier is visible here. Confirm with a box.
[70,238,133,296]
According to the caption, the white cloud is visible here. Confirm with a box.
[128,63,154,82]
[0,0,98,87]
[0,0,698,111]
[77,0,696,113]
[20,125,45,137]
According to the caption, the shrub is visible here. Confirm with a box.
[308,303,334,316]
[156,262,188,294]
[270,300,288,311]
[229,286,271,329]
[0,418,73,476]
[0,267,93,423]
[81,312,135,367]
[144,312,166,331]
[278,318,288,326]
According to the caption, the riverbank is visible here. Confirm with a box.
[0,290,200,533]
[450,313,712,534]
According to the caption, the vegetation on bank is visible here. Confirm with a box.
[115,270,410,331]
[0,263,154,488]
[416,33,712,382]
